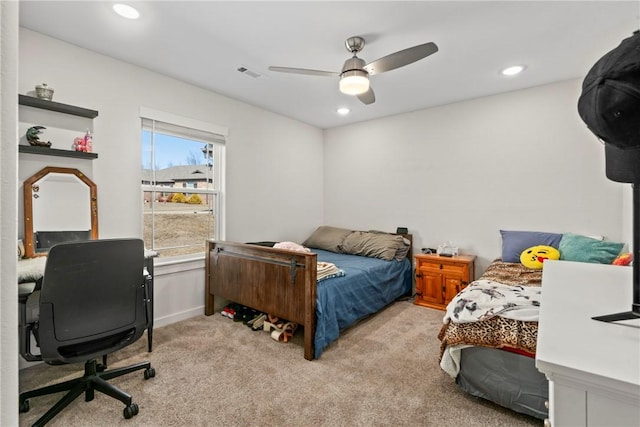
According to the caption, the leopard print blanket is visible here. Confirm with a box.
[476,259,542,286]
[438,259,541,366]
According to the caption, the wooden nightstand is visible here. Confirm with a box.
[414,253,475,310]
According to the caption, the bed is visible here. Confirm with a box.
[438,259,548,419]
[437,230,627,419]
[204,227,413,360]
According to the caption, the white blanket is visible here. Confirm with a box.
[316,261,345,282]
[440,344,471,378]
[443,279,542,324]
[273,241,311,253]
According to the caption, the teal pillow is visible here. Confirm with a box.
[559,233,624,264]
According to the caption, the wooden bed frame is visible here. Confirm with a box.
[205,241,318,360]
[205,234,412,360]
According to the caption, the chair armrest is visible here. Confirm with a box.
[19,294,42,362]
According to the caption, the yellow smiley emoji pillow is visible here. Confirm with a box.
[520,245,560,269]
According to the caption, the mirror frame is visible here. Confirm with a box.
[23,166,98,258]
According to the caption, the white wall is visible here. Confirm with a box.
[323,80,626,273]
[1,2,20,425]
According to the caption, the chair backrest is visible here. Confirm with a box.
[36,238,147,363]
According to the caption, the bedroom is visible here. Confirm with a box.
[2,1,639,425]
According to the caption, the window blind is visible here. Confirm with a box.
[139,106,227,145]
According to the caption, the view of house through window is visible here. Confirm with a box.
[141,118,223,257]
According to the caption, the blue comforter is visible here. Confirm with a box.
[313,249,412,359]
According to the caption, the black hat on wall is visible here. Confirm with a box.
[578,30,640,150]
[581,31,640,322]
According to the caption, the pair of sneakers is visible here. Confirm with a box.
[222,303,263,324]
[247,313,267,331]
[221,304,238,319]
[234,306,260,324]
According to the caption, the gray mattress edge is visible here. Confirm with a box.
[456,346,549,420]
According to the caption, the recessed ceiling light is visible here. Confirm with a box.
[501,65,525,76]
[337,108,350,116]
[113,3,140,20]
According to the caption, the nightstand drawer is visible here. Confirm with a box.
[420,262,466,275]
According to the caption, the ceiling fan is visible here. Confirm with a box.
[268,36,438,105]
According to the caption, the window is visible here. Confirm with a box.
[140,108,226,258]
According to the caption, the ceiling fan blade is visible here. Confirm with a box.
[268,66,338,77]
[363,42,438,76]
[357,87,375,105]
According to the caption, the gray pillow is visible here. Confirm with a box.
[393,237,412,261]
[302,226,353,253]
[339,231,407,261]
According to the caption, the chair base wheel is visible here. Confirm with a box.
[144,367,156,379]
[123,402,139,419]
[19,399,30,413]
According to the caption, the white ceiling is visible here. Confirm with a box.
[19,1,640,129]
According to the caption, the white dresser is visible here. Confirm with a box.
[536,260,640,427]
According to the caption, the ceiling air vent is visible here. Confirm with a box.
[237,65,264,79]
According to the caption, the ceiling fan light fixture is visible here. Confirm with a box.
[339,70,369,95]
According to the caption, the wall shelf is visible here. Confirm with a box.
[19,94,98,119]
[18,95,98,159]
[19,145,98,159]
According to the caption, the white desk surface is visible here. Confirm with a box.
[536,260,640,392]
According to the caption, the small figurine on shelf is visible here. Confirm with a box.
[72,137,84,151]
[35,83,54,101]
[25,126,52,147]
[72,130,93,152]
[84,131,93,152]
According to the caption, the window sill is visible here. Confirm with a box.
[153,253,205,276]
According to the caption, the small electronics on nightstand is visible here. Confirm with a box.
[437,241,458,257]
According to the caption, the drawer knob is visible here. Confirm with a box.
[543,418,551,427]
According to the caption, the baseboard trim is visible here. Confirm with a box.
[19,307,205,370]
[154,306,204,328]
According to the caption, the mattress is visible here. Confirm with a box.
[456,347,548,419]
[313,249,412,359]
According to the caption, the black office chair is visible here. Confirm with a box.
[19,238,156,426]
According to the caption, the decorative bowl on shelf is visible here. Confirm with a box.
[35,83,54,101]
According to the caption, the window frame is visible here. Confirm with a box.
[140,107,227,258]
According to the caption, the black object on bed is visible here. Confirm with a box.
[245,241,277,247]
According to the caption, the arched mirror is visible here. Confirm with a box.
[23,166,98,258]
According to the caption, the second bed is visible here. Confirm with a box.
[438,259,549,419]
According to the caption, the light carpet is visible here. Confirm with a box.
[19,301,540,426]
